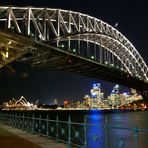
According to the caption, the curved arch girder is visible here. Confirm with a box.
[54,33,146,79]
[55,37,133,76]
[0,6,147,81]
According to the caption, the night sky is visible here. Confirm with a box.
[0,0,148,104]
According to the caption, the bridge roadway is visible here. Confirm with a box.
[0,123,66,148]
[0,31,148,94]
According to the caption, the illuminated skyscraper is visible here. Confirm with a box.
[108,84,120,107]
[90,83,103,106]
[113,84,119,94]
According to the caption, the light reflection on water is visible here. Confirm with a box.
[86,114,105,148]
[85,111,148,148]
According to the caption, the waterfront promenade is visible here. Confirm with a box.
[0,123,66,148]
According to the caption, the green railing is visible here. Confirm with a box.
[0,111,147,148]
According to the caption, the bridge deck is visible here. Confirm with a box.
[0,123,66,148]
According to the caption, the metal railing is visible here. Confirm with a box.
[0,111,148,148]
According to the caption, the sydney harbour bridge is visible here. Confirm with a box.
[0,6,148,97]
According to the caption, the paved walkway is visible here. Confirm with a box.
[0,124,66,148]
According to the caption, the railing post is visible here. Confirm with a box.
[19,112,22,128]
[39,114,41,134]
[1,112,3,123]
[22,113,24,130]
[7,112,9,125]
[46,114,49,137]
[9,112,11,125]
[133,125,138,148]
[0,112,1,122]
[6,112,7,124]
[2,112,3,123]
[12,112,14,126]
[18,112,20,128]
[56,114,59,142]
[3,112,5,124]
[7,112,8,125]
[27,113,29,131]
[68,115,71,148]
[11,112,13,126]
[2,112,4,123]
[4,112,6,124]
[9,112,11,126]
[15,111,17,128]
[105,115,109,148]
[84,115,87,148]
[0,112,2,122]
[4,112,5,124]
[32,113,35,133]
[1,112,2,122]
[17,112,18,128]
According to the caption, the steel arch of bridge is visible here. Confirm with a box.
[0,6,148,81]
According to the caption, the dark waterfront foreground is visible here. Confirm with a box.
[0,110,148,148]
[0,125,41,148]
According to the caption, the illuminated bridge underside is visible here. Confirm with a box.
[0,6,148,91]
[0,32,35,68]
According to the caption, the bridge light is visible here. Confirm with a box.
[1,52,5,58]
[61,44,64,48]
[91,56,95,59]
[5,51,9,58]
[8,41,12,45]
[142,69,144,72]
[111,64,114,67]
[121,68,123,71]
[39,34,43,39]
[73,49,76,52]
[105,61,108,64]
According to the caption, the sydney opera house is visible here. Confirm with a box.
[2,96,37,110]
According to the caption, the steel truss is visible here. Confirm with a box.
[0,6,147,80]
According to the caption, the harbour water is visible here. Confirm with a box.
[85,110,148,148]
